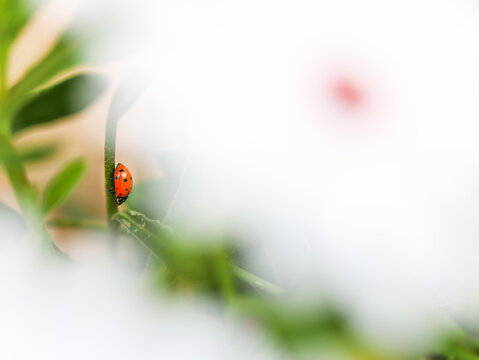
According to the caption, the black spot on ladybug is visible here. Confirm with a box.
[119,193,122,196]
[125,189,128,192]
[123,179,127,182]
[119,169,124,172]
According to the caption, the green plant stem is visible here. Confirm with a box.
[104,72,148,249]
[114,210,284,296]
[214,250,237,303]
[47,217,107,230]
[104,97,120,244]
[233,266,284,295]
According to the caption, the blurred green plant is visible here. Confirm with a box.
[113,210,283,297]
[41,157,86,215]
[0,0,106,246]
[12,74,107,134]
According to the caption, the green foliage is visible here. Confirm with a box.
[0,0,106,242]
[428,330,479,360]
[112,210,176,260]
[12,73,107,134]
[236,298,351,350]
[41,158,87,215]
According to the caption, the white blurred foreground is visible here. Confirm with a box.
[113,0,479,351]
[0,238,282,360]
[21,0,479,354]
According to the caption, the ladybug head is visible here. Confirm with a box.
[116,196,128,206]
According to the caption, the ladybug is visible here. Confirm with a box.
[114,163,133,205]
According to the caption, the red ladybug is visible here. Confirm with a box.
[114,163,133,205]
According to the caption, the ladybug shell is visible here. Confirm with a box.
[114,163,133,205]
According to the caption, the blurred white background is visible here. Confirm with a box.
[4,0,479,357]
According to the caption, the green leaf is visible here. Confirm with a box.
[113,210,174,256]
[12,73,107,134]
[9,36,81,104]
[18,143,58,163]
[41,158,87,215]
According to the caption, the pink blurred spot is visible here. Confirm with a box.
[333,78,364,109]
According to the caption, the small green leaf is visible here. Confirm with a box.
[18,143,58,163]
[12,73,107,134]
[113,210,174,256]
[42,158,87,215]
